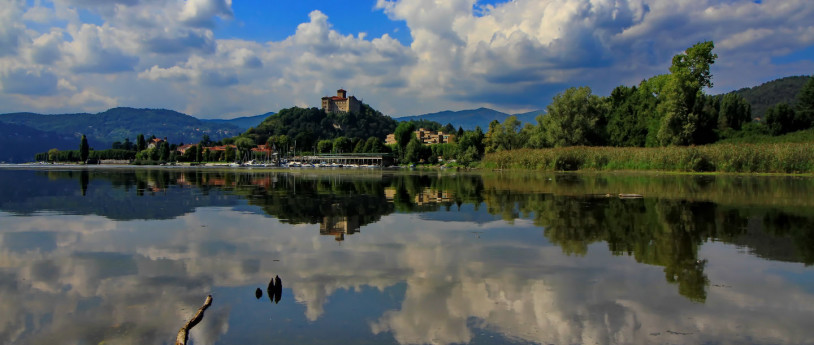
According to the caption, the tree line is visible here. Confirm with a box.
[478,41,814,153]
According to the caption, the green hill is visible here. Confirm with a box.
[242,104,397,149]
[0,123,77,163]
[397,107,543,130]
[0,107,244,149]
[202,112,273,130]
[730,76,810,119]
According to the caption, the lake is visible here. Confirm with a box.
[1,167,813,345]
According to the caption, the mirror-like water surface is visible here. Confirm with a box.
[1,168,813,344]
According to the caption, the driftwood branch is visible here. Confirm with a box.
[175,295,213,345]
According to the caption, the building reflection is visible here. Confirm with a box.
[320,205,361,241]
[384,187,453,205]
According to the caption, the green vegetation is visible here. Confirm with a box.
[482,143,814,173]
[240,104,397,152]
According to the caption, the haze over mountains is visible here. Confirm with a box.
[0,75,809,163]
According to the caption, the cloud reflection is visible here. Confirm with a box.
[1,190,814,344]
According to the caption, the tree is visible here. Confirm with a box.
[542,86,607,147]
[317,140,333,154]
[48,148,59,162]
[195,144,203,163]
[485,116,523,152]
[332,136,352,153]
[224,146,237,162]
[404,137,423,164]
[657,41,718,145]
[160,141,170,161]
[137,134,146,151]
[442,123,455,134]
[718,93,751,130]
[394,122,416,156]
[765,103,797,135]
[79,134,89,163]
[234,137,256,162]
[795,76,814,129]
[353,139,365,153]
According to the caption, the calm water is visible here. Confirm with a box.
[1,167,814,345]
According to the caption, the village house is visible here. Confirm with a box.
[385,128,455,145]
[147,137,167,149]
[321,89,361,114]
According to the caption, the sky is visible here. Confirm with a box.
[0,0,813,119]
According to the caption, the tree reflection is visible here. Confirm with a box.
[2,168,814,303]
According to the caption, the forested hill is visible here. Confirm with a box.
[0,123,76,163]
[201,113,272,130]
[241,104,397,150]
[397,107,542,130]
[730,76,810,119]
[0,107,244,149]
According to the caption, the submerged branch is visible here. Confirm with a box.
[175,295,213,345]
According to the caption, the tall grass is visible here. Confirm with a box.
[481,143,814,174]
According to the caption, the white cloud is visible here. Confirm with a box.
[180,0,233,28]
[63,24,139,73]
[0,0,813,116]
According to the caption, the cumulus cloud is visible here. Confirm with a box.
[180,0,233,28]
[64,24,139,73]
[0,0,813,116]
[0,0,26,57]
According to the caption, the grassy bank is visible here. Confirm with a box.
[481,143,814,173]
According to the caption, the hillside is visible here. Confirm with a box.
[0,123,77,163]
[202,113,273,130]
[397,107,542,130]
[242,104,398,150]
[730,75,810,119]
[0,107,243,149]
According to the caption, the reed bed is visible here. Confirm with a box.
[481,143,814,173]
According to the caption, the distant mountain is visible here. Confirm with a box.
[397,107,543,130]
[0,123,77,163]
[0,107,244,151]
[202,113,273,130]
[729,75,811,119]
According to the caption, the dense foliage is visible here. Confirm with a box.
[241,104,397,151]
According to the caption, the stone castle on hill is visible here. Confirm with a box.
[321,89,361,114]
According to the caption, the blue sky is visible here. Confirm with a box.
[0,0,812,118]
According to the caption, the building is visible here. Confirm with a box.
[384,129,455,145]
[321,89,361,114]
[147,137,167,149]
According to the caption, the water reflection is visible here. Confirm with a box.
[1,168,814,344]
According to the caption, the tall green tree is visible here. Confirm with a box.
[718,93,752,130]
[606,85,656,147]
[79,134,89,163]
[765,103,797,135]
[234,137,255,162]
[394,122,416,151]
[332,136,352,153]
[541,86,608,147]
[795,75,814,129]
[159,141,170,161]
[195,143,203,162]
[136,134,146,151]
[657,41,718,145]
[317,140,333,153]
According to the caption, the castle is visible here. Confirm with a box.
[321,89,361,114]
